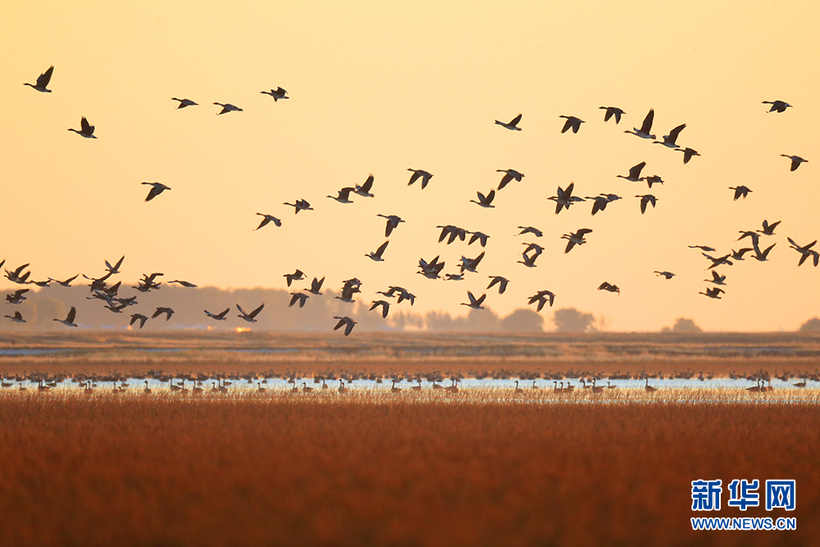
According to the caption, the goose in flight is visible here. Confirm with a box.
[204,308,229,321]
[702,252,733,269]
[284,269,305,287]
[152,307,174,321]
[105,256,125,274]
[437,225,467,244]
[6,289,29,304]
[168,280,197,288]
[654,271,675,279]
[787,237,819,267]
[459,251,485,274]
[559,115,585,134]
[369,300,390,318]
[307,276,325,295]
[333,316,357,336]
[261,87,289,101]
[678,147,700,164]
[254,213,282,230]
[587,194,621,216]
[636,194,657,214]
[528,290,555,311]
[5,263,30,284]
[214,102,243,114]
[48,274,79,287]
[496,169,524,190]
[751,241,776,262]
[418,255,445,279]
[53,306,78,327]
[407,169,433,189]
[236,303,264,322]
[689,244,716,252]
[699,287,725,299]
[561,228,592,253]
[68,117,96,138]
[171,97,198,108]
[762,100,792,113]
[517,226,543,238]
[365,240,389,262]
[468,231,490,247]
[130,313,148,329]
[283,198,313,214]
[327,187,355,203]
[4,311,26,323]
[470,190,496,208]
[548,183,584,214]
[522,242,544,257]
[599,106,625,123]
[781,154,807,171]
[495,113,522,131]
[353,174,375,197]
[705,270,727,285]
[757,219,781,236]
[377,214,405,237]
[617,162,646,182]
[644,175,664,188]
[487,275,510,294]
[731,248,754,261]
[517,251,539,268]
[597,282,620,295]
[729,186,752,200]
[624,108,655,139]
[24,66,54,92]
[654,124,685,148]
[460,291,486,310]
[445,272,464,282]
[289,292,309,308]
[142,182,171,202]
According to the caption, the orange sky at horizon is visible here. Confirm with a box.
[2,0,819,332]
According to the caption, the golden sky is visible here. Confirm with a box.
[2,0,819,331]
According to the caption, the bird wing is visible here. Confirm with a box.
[361,174,374,192]
[408,170,421,185]
[668,123,686,142]
[38,66,54,88]
[630,162,646,179]
[509,113,522,126]
[375,240,389,258]
[66,306,76,323]
[80,117,93,133]
[639,109,654,133]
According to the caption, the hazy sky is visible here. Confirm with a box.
[3,0,819,331]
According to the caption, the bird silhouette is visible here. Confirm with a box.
[171,97,198,108]
[236,303,264,322]
[214,102,242,114]
[781,154,807,171]
[407,169,433,189]
[24,66,54,92]
[460,291,486,310]
[261,87,289,101]
[142,182,171,202]
[365,240,389,262]
[68,117,96,138]
[254,213,282,230]
[53,306,78,327]
[762,100,792,113]
[559,115,585,134]
[624,109,655,139]
[495,113,522,131]
[599,106,625,123]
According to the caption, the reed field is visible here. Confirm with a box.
[1,332,819,546]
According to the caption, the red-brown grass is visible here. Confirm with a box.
[0,392,816,547]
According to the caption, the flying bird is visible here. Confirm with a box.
[617,162,646,182]
[597,282,620,295]
[587,193,621,215]
[377,214,405,237]
[6,289,29,304]
[757,220,781,236]
[369,300,390,318]
[655,271,675,279]
[781,154,807,171]
[142,182,171,202]
[644,175,664,188]
[460,291,486,310]
[68,117,96,138]
[561,229,592,253]
[4,311,26,323]
[289,292,309,308]
[762,100,792,113]
[496,169,524,190]
[788,237,819,267]
[327,187,355,204]
[548,183,584,214]
[353,174,375,197]
[105,256,125,274]
[130,313,148,329]
[654,124,685,148]
[47,274,79,287]
[599,106,625,124]
[729,186,752,200]
[168,280,197,288]
[458,251,485,274]
[24,65,54,92]
[705,271,727,285]
[307,277,325,295]
[53,306,78,327]
[261,87,289,101]
[495,113,522,131]
[517,226,543,237]
[171,97,198,108]
[333,316,357,336]
[236,303,264,323]
[204,308,229,321]
[678,147,700,164]
[284,269,305,287]
[365,240,389,262]
[528,290,555,311]
[487,275,510,294]
[467,231,490,247]
[624,108,655,139]
[254,213,282,230]
[636,194,658,214]
[152,307,174,321]
[214,102,243,114]
[407,169,433,189]
[470,190,496,208]
[699,287,725,299]
[283,199,312,213]
[559,115,585,134]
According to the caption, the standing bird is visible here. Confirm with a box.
[171,97,198,108]
[599,106,625,123]
[261,87,289,101]
[236,303,264,323]
[142,182,171,202]
[68,117,96,138]
[24,66,54,93]
[762,100,792,113]
[781,154,808,171]
[53,306,78,327]
[495,113,522,131]
[654,124,686,148]
[254,213,282,230]
[559,115,585,134]
[624,108,655,139]
[365,240,389,262]
[407,169,433,189]
[214,102,242,114]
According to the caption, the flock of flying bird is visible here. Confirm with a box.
[5,66,817,333]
